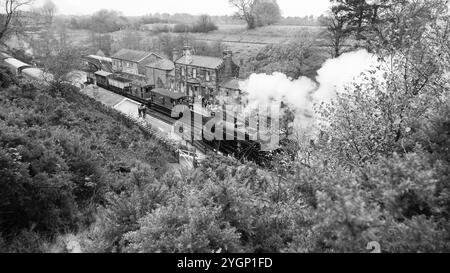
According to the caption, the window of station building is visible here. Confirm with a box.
[181,66,185,76]
[193,68,197,78]
[206,71,210,82]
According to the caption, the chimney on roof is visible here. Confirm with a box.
[223,49,234,78]
[183,46,193,64]
[173,49,180,62]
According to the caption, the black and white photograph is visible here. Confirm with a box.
[0,0,449,258]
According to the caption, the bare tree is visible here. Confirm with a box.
[321,10,351,58]
[229,0,257,29]
[41,42,82,88]
[0,0,32,42]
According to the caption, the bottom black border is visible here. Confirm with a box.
[0,253,443,272]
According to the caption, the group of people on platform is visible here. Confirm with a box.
[138,104,148,119]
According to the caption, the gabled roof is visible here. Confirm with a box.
[175,55,224,69]
[220,78,241,90]
[111,49,158,63]
[146,58,175,71]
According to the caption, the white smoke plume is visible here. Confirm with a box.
[238,49,381,130]
[314,49,380,103]
[239,72,317,110]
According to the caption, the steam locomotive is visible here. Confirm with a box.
[0,52,271,163]
[91,69,268,160]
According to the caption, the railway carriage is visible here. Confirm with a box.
[22,67,52,82]
[108,75,133,94]
[94,70,112,89]
[147,88,190,116]
[3,58,31,75]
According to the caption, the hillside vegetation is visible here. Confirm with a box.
[1,57,449,252]
[0,67,176,252]
[1,0,450,253]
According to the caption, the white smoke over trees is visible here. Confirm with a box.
[238,49,381,131]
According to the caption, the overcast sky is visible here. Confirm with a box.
[34,0,330,17]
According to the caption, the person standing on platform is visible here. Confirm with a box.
[142,105,147,119]
[138,105,142,118]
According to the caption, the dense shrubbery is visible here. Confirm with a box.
[81,1,449,253]
[248,33,328,79]
[0,66,175,252]
[2,0,449,253]
[172,15,218,33]
[69,10,130,33]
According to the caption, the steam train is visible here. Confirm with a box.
[92,70,268,160]
[0,52,271,163]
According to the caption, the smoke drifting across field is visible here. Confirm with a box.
[239,49,380,130]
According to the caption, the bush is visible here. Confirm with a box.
[0,69,173,252]
[191,15,218,33]
[173,23,191,33]
[172,16,218,34]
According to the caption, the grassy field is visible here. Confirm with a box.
[190,24,326,65]
[7,23,327,78]
[76,24,325,61]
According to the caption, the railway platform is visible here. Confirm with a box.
[80,85,206,168]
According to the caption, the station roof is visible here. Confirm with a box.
[111,49,160,63]
[95,70,113,77]
[151,88,188,100]
[86,55,112,63]
[175,55,224,69]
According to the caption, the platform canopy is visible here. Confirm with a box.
[94,70,113,77]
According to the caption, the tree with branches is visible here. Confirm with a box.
[229,0,281,29]
[321,9,352,57]
[229,0,257,29]
[0,0,32,42]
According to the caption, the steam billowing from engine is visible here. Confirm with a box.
[238,49,380,132]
